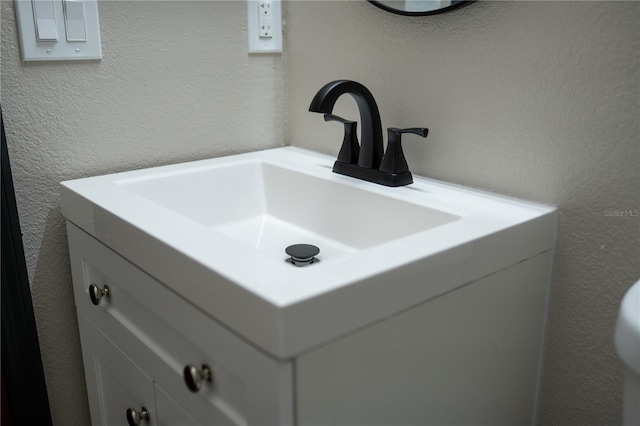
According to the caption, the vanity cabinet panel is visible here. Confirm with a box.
[154,385,199,426]
[295,252,552,425]
[67,223,294,425]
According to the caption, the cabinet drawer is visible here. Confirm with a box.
[67,222,293,425]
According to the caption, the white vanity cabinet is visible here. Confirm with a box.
[68,221,553,426]
[67,223,294,426]
[63,147,557,425]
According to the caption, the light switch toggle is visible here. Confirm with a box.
[32,0,58,41]
[63,0,87,41]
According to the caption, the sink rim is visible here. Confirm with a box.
[60,146,555,308]
[60,146,557,358]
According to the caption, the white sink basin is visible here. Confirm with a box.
[119,161,458,259]
[61,147,557,358]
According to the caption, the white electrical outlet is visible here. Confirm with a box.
[258,1,273,38]
[247,0,282,53]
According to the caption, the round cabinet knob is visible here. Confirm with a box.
[89,284,110,306]
[183,364,213,392]
[126,407,149,426]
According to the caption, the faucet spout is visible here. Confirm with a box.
[309,80,384,169]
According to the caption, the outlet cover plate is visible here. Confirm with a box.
[247,0,282,54]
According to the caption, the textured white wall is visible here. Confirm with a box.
[1,1,285,424]
[2,1,638,425]
[286,1,639,424]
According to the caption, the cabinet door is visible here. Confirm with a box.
[78,313,157,426]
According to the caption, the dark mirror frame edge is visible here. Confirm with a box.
[368,0,474,16]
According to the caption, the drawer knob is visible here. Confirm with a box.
[183,364,212,392]
[126,407,149,426]
[89,284,110,305]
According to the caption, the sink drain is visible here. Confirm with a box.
[285,244,320,267]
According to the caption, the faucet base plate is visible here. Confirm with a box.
[333,161,413,187]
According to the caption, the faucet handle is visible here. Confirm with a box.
[392,128,429,138]
[379,127,429,175]
[324,114,360,164]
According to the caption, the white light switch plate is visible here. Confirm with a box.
[15,0,101,61]
[247,0,282,53]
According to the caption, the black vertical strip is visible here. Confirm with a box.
[1,105,53,426]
